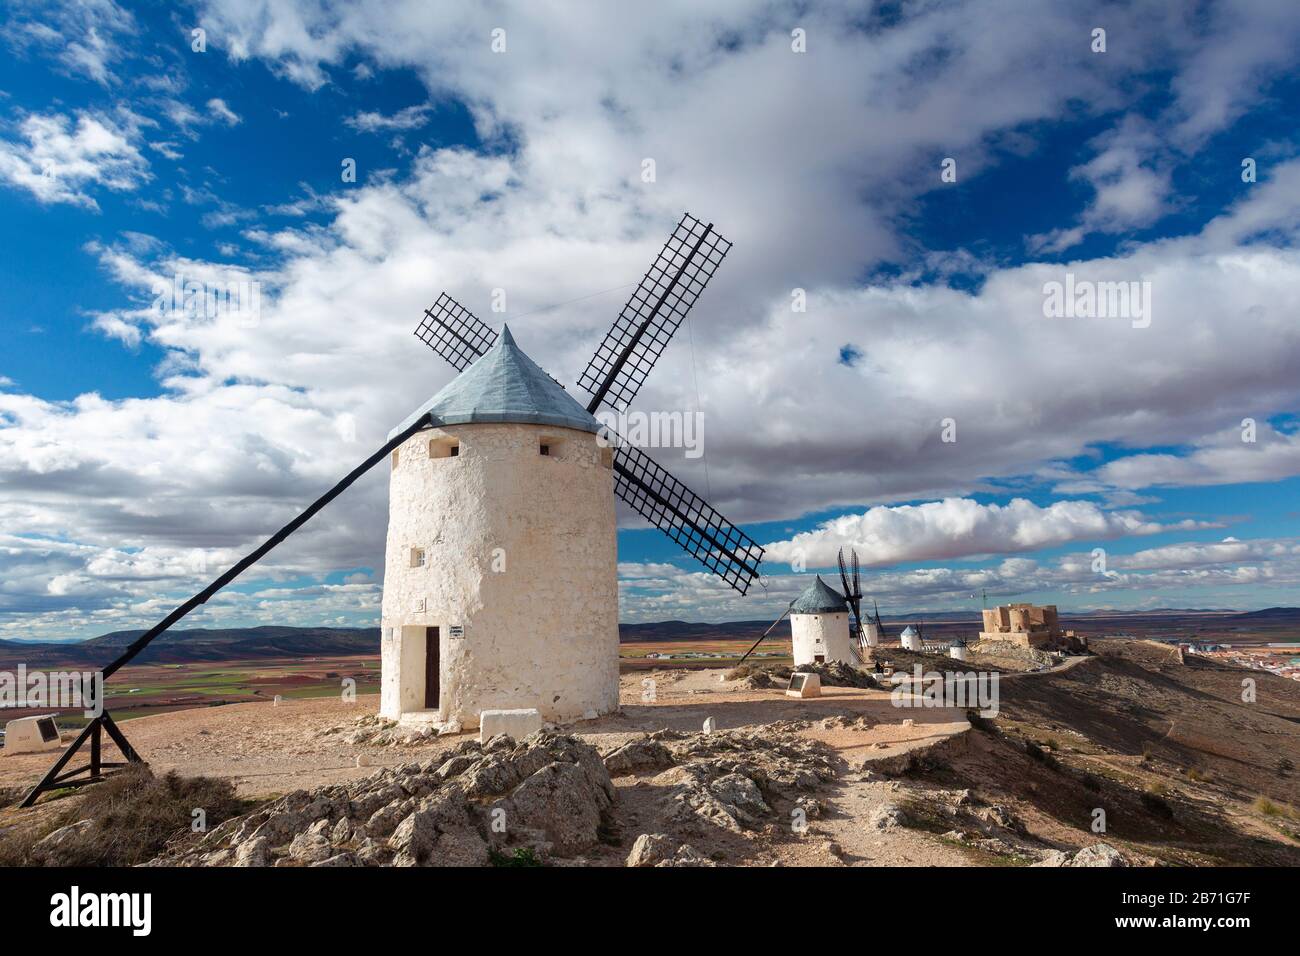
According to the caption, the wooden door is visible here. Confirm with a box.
[424,626,440,709]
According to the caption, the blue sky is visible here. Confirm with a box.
[2,1,1300,640]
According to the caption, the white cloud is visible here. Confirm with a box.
[1,0,136,86]
[763,498,1215,569]
[148,140,183,160]
[1053,422,1300,493]
[1031,118,1174,252]
[206,98,242,126]
[619,536,1300,622]
[345,104,431,132]
[0,110,150,208]
[5,1,1300,634]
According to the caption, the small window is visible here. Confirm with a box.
[539,443,550,456]
[430,438,459,459]
[599,447,613,469]
[391,449,400,468]
[410,547,426,568]
[449,444,459,457]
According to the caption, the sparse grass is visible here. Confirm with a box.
[0,764,254,867]
[1185,767,1212,783]
[489,846,542,867]
[1253,796,1300,821]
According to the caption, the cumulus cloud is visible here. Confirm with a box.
[762,498,1216,569]
[5,1,1300,635]
[620,537,1300,622]
[1031,118,1174,252]
[0,110,150,208]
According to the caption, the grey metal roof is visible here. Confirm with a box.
[900,625,918,638]
[790,575,848,614]
[390,325,601,439]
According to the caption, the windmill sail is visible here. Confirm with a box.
[838,546,869,660]
[579,213,731,414]
[414,292,498,371]
[613,440,763,594]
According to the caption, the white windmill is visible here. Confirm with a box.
[382,214,765,730]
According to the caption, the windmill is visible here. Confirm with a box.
[21,211,761,805]
[384,212,764,727]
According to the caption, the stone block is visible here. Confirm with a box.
[785,673,822,698]
[479,708,542,744]
[3,715,62,754]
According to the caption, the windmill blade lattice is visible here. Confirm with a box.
[414,292,498,372]
[613,440,763,594]
[580,213,731,414]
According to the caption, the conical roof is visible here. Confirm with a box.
[390,325,600,439]
[790,575,848,614]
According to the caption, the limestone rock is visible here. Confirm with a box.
[1068,843,1126,867]
[709,773,770,820]
[603,738,676,775]
[1032,849,1070,867]
[233,836,270,867]
[311,852,358,867]
[431,826,490,867]
[869,803,908,831]
[287,831,333,864]
[657,843,715,867]
[32,820,93,865]
[503,761,612,856]
[626,833,677,867]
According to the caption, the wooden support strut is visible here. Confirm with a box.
[19,414,434,809]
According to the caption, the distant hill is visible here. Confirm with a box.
[0,626,379,669]
[0,608,1294,669]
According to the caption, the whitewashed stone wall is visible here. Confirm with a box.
[791,611,852,666]
[380,421,618,728]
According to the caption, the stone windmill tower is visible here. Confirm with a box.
[382,214,765,730]
[789,576,852,667]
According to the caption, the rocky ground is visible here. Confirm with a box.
[6,640,1300,867]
